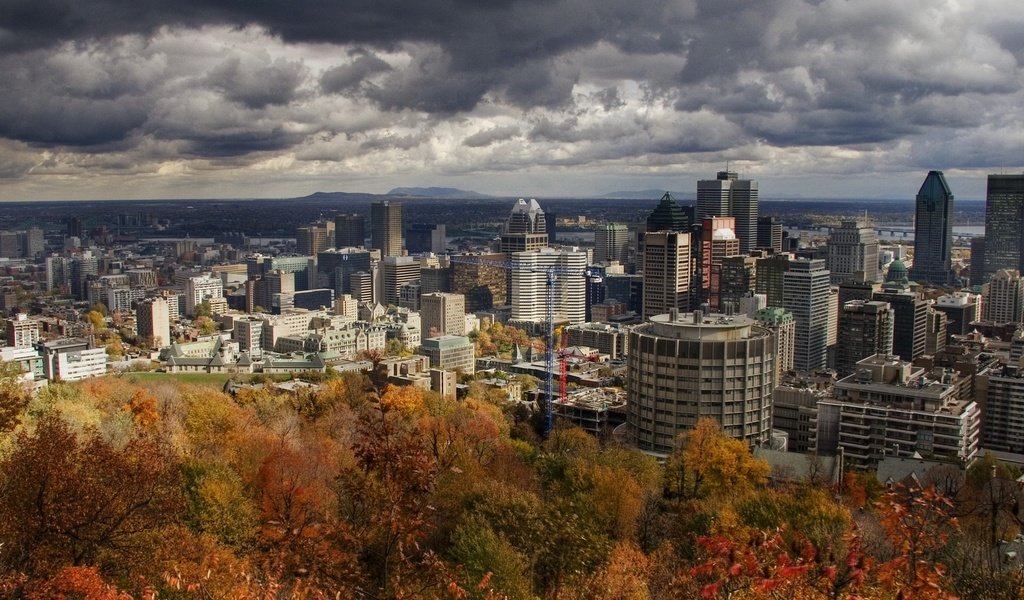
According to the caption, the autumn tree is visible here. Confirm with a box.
[0,360,31,433]
[0,413,182,579]
[663,418,770,501]
[875,484,959,599]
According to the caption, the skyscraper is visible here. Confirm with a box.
[510,248,587,325]
[827,220,880,284]
[982,174,1024,281]
[697,170,759,253]
[371,201,403,257]
[782,258,831,372]
[700,217,740,309]
[421,292,467,337]
[873,286,929,362]
[642,231,691,319]
[756,216,783,253]
[646,192,691,232]
[594,223,630,265]
[334,213,365,248]
[910,171,954,286]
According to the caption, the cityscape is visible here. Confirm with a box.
[2,0,1024,597]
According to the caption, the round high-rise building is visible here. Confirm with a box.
[627,311,775,455]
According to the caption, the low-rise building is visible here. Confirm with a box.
[418,335,475,373]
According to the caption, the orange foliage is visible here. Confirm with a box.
[23,566,132,600]
[380,384,424,413]
[124,388,160,428]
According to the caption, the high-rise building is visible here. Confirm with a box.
[510,248,587,325]
[594,223,630,265]
[70,254,98,301]
[756,216,783,253]
[627,311,775,454]
[754,307,795,380]
[421,292,467,337]
[755,253,792,308]
[982,269,1024,323]
[910,171,954,286]
[296,222,333,256]
[835,300,894,377]
[334,213,365,248]
[970,237,986,286]
[642,231,691,319]
[827,220,880,284]
[925,308,947,356]
[371,201,403,257]
[700,217,740,309]
[406,223,447,255]
[873,286,929,362]
[783,258,831,372]
[982,174,1024,281]
[719,255,758,313]
[500,198,549,254]
[5,314,40,349]
[646,192,690,232]
[381,255,420,306]
[136,298,171,348]
[451,253,507,311]
[317,248,371,296]
[697,171,758,253]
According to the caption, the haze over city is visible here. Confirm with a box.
[1,0,1022,201]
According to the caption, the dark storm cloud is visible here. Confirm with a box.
[206,56,305,109]
[321,51,391,93]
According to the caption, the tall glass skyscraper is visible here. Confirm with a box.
[982,174,1024,282]
[910,171,954,286]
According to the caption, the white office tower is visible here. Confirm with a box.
[511,248,587,325]
[642,231,691,319]
[783,258,832,372]
[185,274,224,317]
[827,220,880,284]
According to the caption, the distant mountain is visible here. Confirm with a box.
[600,189,696,201]
[386,187,493,199]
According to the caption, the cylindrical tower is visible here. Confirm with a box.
[627,311,775,455]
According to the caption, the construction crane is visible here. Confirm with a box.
[449,254,599,434]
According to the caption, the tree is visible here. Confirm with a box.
[0,414,182,578]
[192,315,217,335]
[0,360,31,434]
[194,301,212,318]
[875,484,959,599]
[86,310,106,330]
[663,418,770,501]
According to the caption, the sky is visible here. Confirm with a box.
[0,0,1022,201]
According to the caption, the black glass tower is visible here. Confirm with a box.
[910,171,953,286]
[982,174,1024,282]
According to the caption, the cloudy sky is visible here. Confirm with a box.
[0,0,1022,201]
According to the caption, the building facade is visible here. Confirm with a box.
[827,220,880,284]
[697,171,759,253]
[371,201,403,257]
[982,174,1024,281]
[642,231,691,319]
[783,258,831,372]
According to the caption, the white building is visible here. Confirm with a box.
[185,274,224,317]
[38,339,107,382]
[511,248,587,325]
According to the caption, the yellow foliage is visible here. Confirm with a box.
[379,384,424,414]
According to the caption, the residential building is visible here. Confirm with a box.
[818,354,980,469]
[911,171,955,286]
[564,322,630,360]
[6,313,40,349]
[976,363,1024,454]
[982,269,1023,324]
[753,307,795,379]
[136,297,171,348]
[185,275,224,317]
